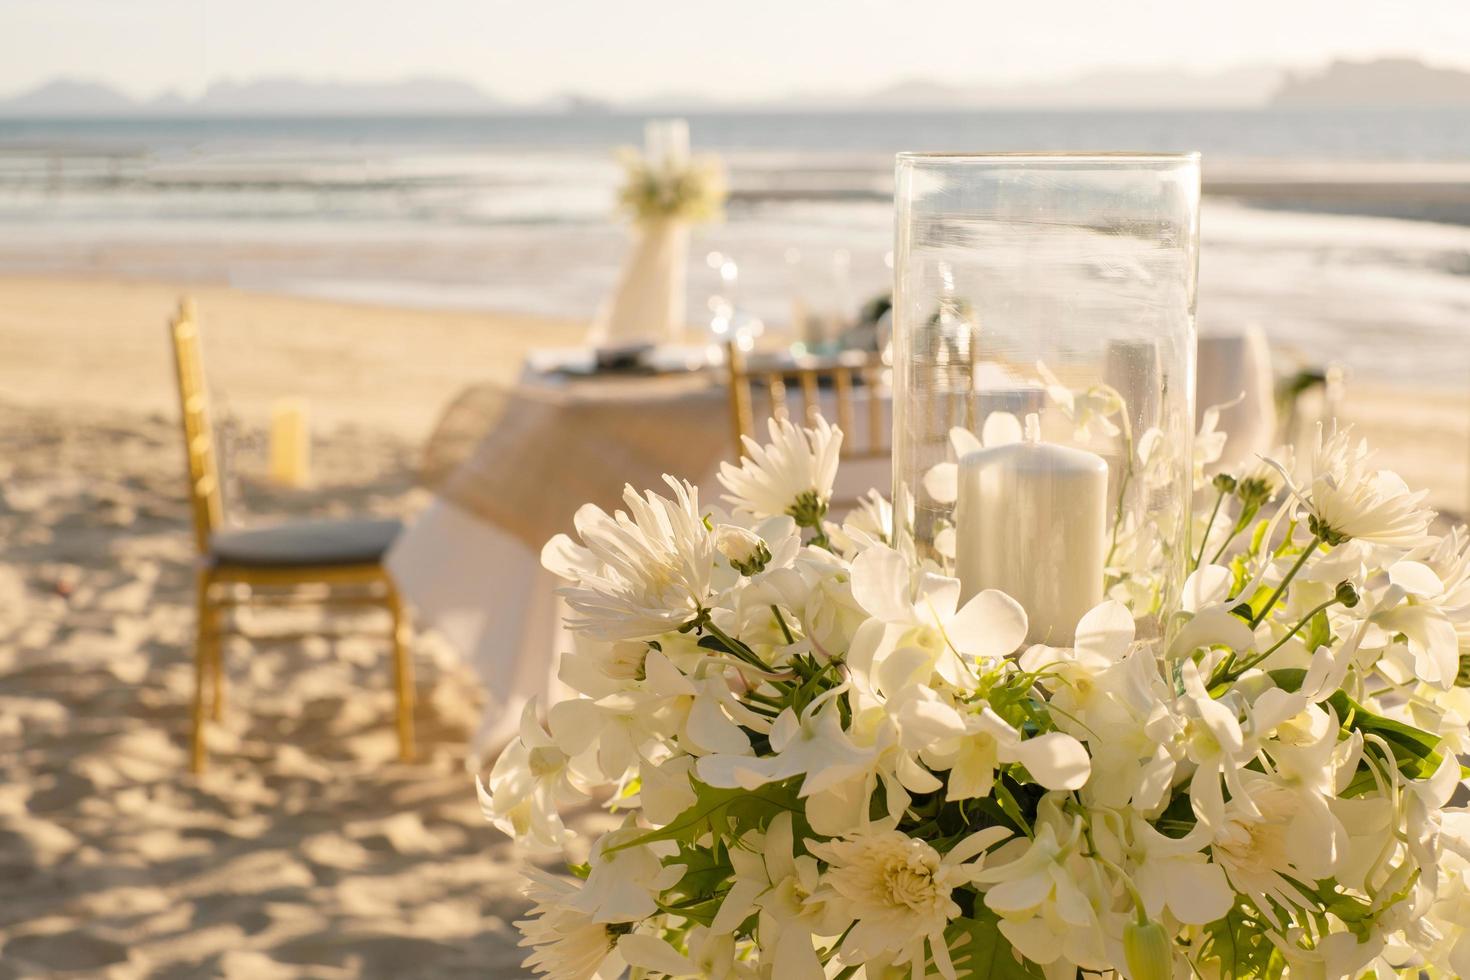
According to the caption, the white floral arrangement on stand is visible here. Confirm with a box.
[614,150,726,227]
[480,393,1470,978]
[589,120,727,348]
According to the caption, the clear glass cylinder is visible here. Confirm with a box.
[892,152,1200,644]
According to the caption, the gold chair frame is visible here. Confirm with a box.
[170,299,414,773]
[724,341,891,462]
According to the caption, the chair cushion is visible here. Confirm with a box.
[209,517,403,568]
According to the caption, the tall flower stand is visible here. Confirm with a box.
[588,217,690,346]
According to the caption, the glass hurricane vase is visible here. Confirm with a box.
[892,152,1200,644]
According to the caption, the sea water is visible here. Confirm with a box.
[1,109,1468,383]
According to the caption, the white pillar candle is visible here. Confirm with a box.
[955,426,1109,645]
[268,397,311,488]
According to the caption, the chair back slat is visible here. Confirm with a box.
[724,342,755,454]
[798,369,820,426]
[725,341,890,460]
[834,368,855,437]
[765,374,789,424]
[169,299,223,553]
[864,364,883,455]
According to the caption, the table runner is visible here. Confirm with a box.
[419,374,732,551]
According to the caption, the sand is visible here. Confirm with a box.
[0,276,584,439]
[0,280,599,978]
[1,274,1467,978]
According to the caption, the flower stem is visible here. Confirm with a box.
[1247,533,1322,630]
[1207,521,1244,567]
[1193,488,1226,572]
[1214,594,1340,685]
[1105,416,1135,571]
[702,620,768,669]
[771,605,796,646]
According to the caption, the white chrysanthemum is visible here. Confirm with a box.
[1206,772,1346,922]
[542,476,718,640]
[1285,425,1434,548]
[719,416,842,525]
[812,826,1009,977]
[713,523,770,575]
[834,488,894,554]
[515,870,627,980]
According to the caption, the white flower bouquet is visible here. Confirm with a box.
[481,406,1470,979]
[615,149,726,225]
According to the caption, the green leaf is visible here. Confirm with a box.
[609,779,806,853]
[991,777,1033,838]
[1302,607,1333,653]
[942,907,1043,979]
[668,839,731,902]
[1199,904,1278,979]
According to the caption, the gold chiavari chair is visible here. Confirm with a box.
[170,299,414,773]
[724,341,891,508]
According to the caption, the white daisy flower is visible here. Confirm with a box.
[719,416,842,528]
[812,825,1010,978]
[1282,425,1434,548]
[542,476,719,641]
[515,870,628,980]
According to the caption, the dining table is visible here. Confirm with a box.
[385,347,891,763]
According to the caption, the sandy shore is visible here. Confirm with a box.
[0,276,584,439]
[1,274,1467,977]
[0,280,598,978]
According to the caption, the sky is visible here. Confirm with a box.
[5,0,1470,103]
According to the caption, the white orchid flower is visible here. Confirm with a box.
[892,686,1090,799]
[1192,392,1244,485]
[849,544,1028,686]
[478,702,597,854]
[974,803,1113,973]
[707,813,846,980]
[571,828,681,924]
[1037,360,1123,443]
[618,926,753,980]
[1094,811,1233,926]
[694,688,875,798]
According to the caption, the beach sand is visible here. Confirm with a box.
[1,275,1467,977]
[0,279,598,978]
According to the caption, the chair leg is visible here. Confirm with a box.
[190,573,214,774]
[385,583,415,762]
[209,607,225,722]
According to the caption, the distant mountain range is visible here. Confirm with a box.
[788,65,1284,109]
[0,76,501,116]
[1272,58,1470,107]
[3,58,1469,117]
